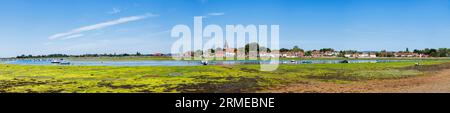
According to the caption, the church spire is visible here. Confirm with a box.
[224,39,229,49]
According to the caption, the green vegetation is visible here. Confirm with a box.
[413,48,450,57]
[0,60,449,93]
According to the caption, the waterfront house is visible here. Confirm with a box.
[281,51,304,58]
[394,52,422,57]
[359,52,377,58]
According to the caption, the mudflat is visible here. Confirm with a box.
[262,69,450,93]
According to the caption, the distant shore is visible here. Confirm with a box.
[1,56,449,61]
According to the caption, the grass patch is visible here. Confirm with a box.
[0,59,449,93]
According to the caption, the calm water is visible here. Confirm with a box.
[0,59,418,66]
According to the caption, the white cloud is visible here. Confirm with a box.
[48,13,157,40]
[208,12,225,16]
[198,12,225,18]
[61,34,84,40]
[107,8,121,14]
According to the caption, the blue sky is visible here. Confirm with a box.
[0,0,449,57]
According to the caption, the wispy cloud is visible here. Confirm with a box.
[198,12,225,19]
[48,13,157,40]
[61,34,84,40]
[208,12,225,16]
[107,8,121,14]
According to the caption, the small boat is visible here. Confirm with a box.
[290,60,297,64]
[51,59,61,63]
[339,60,349,63]
[51,59,71,65]
[201,60,208,65]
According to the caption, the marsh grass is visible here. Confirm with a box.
[0,60,449,93]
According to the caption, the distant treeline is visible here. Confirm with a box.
[412,48,450,57]
[16,52,171,58]
[15,48,450,59]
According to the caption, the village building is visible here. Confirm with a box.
[394,52,423,57]
[224,41,236,57]
[311,50,323,58]
[359,52,377,58]
[344,53,360,58]
[152,52,163,56]
[210,40,236,58]
[309,50,337,58]
[323,51,339,57]
[280,51,304,58]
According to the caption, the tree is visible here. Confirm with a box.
[410,48,450,57]
[305,51,312,56]
[279,48,290,53]
[413,49,421,54]
[319,48,334,52]
[338,51,345,57]
[259,47,271,53]
[244,42,272,54]
[244,42,260,55]
[429,49,438,57]
[438,48,448,57]
[291,46,304,52]
[209,48,215,54]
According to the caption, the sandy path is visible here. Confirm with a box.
[261,69,450,93]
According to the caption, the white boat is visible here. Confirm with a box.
[201,60,208,65]
[51,59,70,65]
[51,59,61,63]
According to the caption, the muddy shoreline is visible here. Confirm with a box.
[262,63,450,93]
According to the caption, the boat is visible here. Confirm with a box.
[201,60,208,65]
[290,60,297,64]
[51,59,61,63]
[51,59,71,65]
[339,60,349,63]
